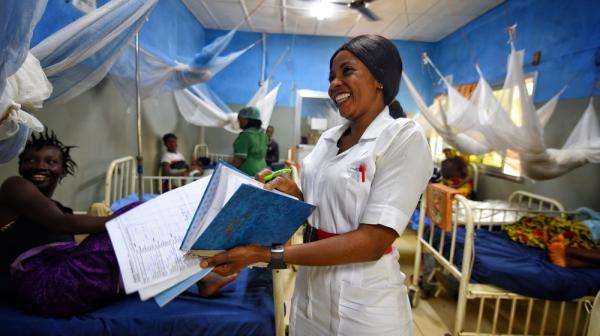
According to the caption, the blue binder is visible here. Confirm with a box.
[181,161,314,255]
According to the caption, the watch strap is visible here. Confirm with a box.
[268,244,287,269]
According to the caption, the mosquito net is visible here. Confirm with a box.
[0,0,48,162]
[406,44,600,180]
[31,0,158,105]
[174,82,281,133]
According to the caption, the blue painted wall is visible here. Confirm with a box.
[31,0,109,46]
[206,30,436,112]
[31,0,600,108]
[431,0,600,102]
[31,0,205,63]
[138,0,204,63]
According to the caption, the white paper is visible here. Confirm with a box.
[107,176,211,294]
[138,265,204,301]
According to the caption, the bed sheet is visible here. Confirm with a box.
[426,226,600,301]
[411,200,518,231]
[457,199,519,225]
[0,268,274,336]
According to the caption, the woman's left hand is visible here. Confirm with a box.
[200,245,269,276]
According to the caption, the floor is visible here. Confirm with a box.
[395,229,454,336]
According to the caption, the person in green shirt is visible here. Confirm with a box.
[232,106,268,176]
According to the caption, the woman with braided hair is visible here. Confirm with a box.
[0,130,236,317]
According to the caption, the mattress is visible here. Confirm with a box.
[0,267,274,336]
[426,226,600,300]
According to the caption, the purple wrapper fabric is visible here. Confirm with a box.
[9,201,143,317]
[11,232,121,317]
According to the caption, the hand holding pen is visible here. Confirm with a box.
[263,168,292,182]
[256,168,303,200]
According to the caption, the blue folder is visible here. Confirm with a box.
[181,161,315,254]
[191,183,314,252]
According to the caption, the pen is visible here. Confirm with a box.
[264,168,292,182]
[359,163,366,183]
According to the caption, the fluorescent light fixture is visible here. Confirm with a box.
[310,1,334,21]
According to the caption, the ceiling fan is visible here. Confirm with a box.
[302,0,381,22]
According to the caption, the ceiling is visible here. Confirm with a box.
[189,0,504,42]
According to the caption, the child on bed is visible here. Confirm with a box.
[0,130,236,317]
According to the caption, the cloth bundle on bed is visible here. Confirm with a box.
[503,213,600,250]
[426,225,600,301]
[0,267,274,336]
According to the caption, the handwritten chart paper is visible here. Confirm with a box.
[107,177,210,294]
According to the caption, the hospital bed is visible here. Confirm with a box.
[0,157,277,335]
[410,185,599,335]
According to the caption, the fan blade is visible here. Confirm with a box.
[298,0,348,3]
[330,1,352,6]
[355,5,380,21]
[300,0,352,8]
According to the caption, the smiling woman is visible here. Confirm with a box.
[0,130,235,317]
[201,35,432,336]
[0,130,95,271]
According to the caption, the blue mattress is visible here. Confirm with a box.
[0,268,274,336]
[426,226,600,301]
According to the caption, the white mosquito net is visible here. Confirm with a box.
[0,0,48,162]
[31,0,158,105]
[406,42,600,180]
[109,27,255,104]
[31,0,254,105]
[174,81,281,133]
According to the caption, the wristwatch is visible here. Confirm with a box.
[268,244,287,269]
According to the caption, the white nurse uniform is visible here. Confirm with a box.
[289,107,433,336]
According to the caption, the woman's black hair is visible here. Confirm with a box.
[243,118,263,129]
[18,129,77,177]
[388,100,406,118]
[330,34,405,119]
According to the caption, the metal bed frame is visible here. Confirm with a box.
[192,144,233,164]
[104,152,236,206]
[410,189,594,335]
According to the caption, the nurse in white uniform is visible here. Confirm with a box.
[202,34,433,335]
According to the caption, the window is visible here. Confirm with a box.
[427,74,536,181]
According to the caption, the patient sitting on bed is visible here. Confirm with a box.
[161,133,203,177]
[0,130,235,317]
